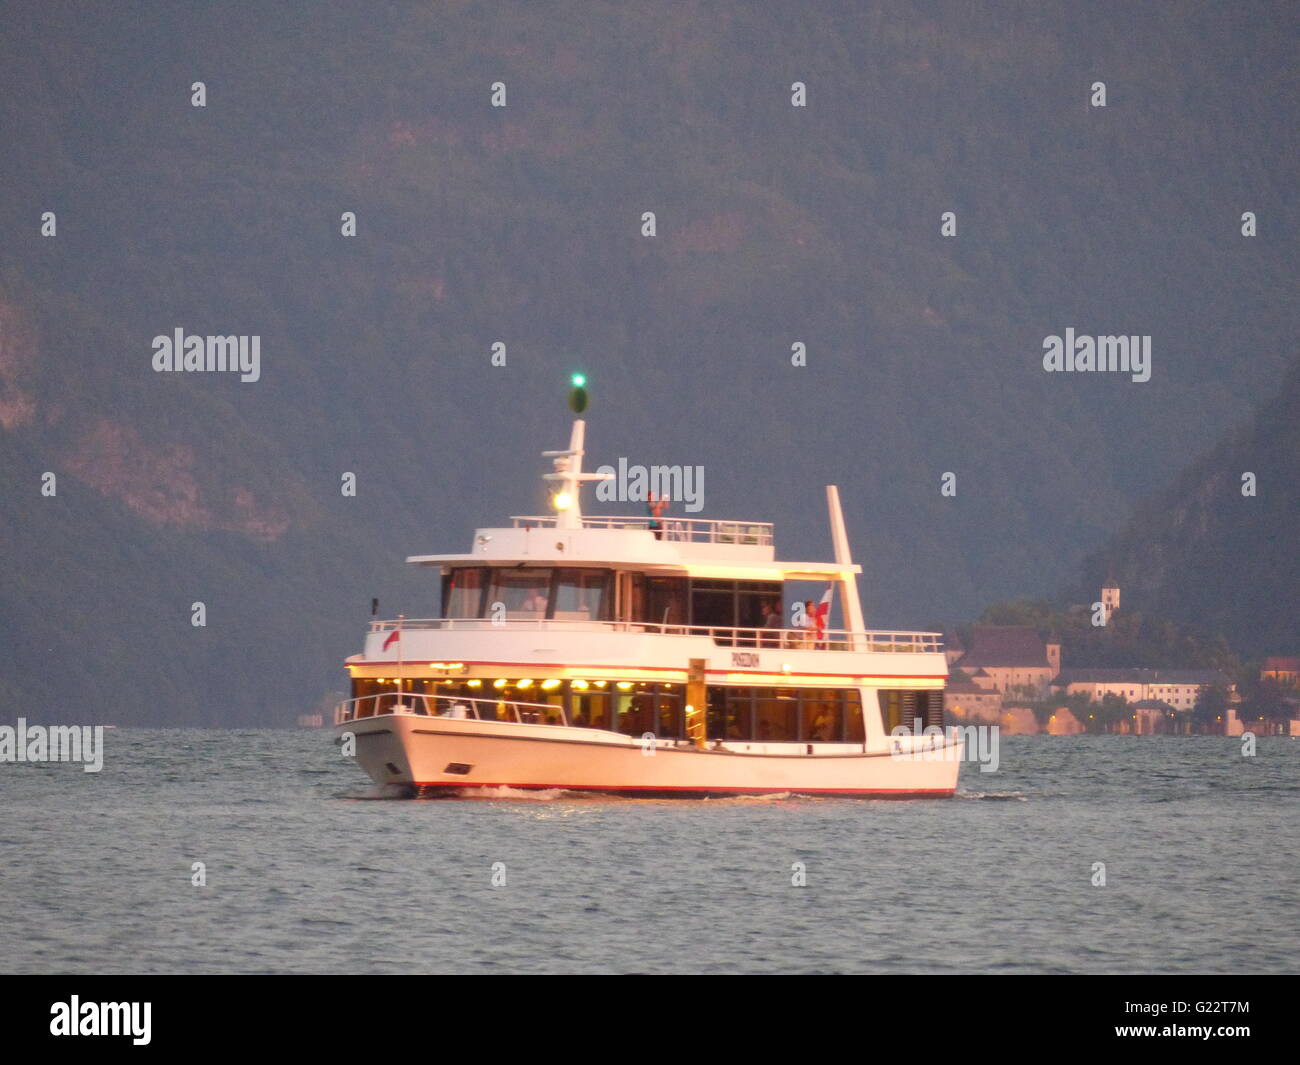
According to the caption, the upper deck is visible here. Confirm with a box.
[366,615,942,654]
[407,514,860,578]
[513,514,771,545]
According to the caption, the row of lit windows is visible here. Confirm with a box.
[708,687,865,744]
[349,677,873,743]
[1078,686,1206,707]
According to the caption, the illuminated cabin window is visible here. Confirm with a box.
[608,681,681,737]
[570,689,612,730]
[844,690,865,743]
[615,684,656,736]
[351,677,385,718]
[878,690,944,733]
[707,687,863,742]
[800,690,843,742]
[654,687,682,738]
[879,690,903,734]
[756,690,799,741]
[707,687,753,740]
[348,676,869,741]
[381,679,684,735]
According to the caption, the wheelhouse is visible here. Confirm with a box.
[439,565,786,633]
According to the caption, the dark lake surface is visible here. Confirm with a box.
[2,731,1296,973]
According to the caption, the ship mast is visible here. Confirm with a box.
[543,374,613,527]
[826,485,867,650]
[542,375,612,529]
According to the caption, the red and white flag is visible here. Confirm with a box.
[813,585,834,639]
[383,629,401,651]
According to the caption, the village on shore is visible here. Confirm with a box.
[945,582,1300,736]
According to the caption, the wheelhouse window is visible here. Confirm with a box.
[735,581,783,632]
[624,575,783,634]
[442,567,486,618]
[644,577,686,627]
[690,579,736,630]
[688,579,783,643]
[488,568,553,619]
[553,568,611,621]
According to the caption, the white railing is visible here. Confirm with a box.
[335,692,569,727]
[365,617,943,653]
[511,514,774,546]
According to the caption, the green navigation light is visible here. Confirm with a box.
[568,372,589,414]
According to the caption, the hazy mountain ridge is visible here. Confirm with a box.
[1080,357,1300,656]
[0,1,1295,723]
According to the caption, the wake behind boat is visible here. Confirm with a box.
[333,379,961,797]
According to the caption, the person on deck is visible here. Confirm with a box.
[762,600,783,647]
[802,600,817,649]
[646,492,669,539]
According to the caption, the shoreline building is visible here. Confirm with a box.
[1261,657,1300,686]
[943,668,1004,724]
[1052,668,1234,711]
[950,626,1061,696]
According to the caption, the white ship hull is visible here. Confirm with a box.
[340,712,963,797]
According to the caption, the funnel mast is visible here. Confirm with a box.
[543,418,613,530]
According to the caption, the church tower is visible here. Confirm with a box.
[1101,577,1121,621]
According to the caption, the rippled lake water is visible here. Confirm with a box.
[1,730,1296,974]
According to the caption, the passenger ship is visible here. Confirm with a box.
[334,390,961,797]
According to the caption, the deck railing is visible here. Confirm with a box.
[511,514,774,546]
[365,617,943,653]
[335,692,569,727]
